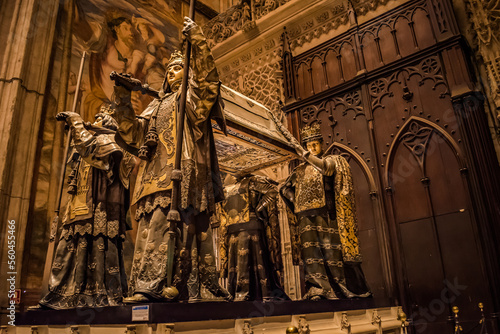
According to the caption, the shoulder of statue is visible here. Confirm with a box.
[94,133,123,158]
[137,97,164,120]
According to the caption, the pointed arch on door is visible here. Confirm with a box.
[384,116,466,187]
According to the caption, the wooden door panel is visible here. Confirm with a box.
[359,228,386,300]
[399,218,447,323]
[389,142,432,222]
[435,212,492,319]
[425,132,468,215]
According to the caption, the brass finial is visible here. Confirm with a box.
[479,302,484,310]
[398,311,407,322]
[452,306,459,315]
[285,327,299,334]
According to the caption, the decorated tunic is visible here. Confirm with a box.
[113,23,228,300]
[218,175,286,301]
[114,25,225,219]
[280,154,370,299]
[40,116,135,309]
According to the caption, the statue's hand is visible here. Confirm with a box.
[292,142,307,157]
[56,111,79,122]
[182,16,197,36]
[110,71,143,92]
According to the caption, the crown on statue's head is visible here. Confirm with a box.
[301,122,322,143]
[167,50,184,68]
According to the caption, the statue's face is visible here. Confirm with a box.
[306,140,322,156]
[166,64,183,88]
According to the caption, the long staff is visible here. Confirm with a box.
[165,0,197,287]
[41,52,87,294]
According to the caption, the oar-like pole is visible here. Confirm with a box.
[41,51,87,294]
[165,0,197,288]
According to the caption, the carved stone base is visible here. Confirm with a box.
[14,306,403,334]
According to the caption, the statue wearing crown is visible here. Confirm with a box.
[112,17,229,303]
[280,123,371,301]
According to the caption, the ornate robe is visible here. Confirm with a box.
[280,155,370,300]
[40,124,134,309]
[114,25,227,300]
[218,175,287,301]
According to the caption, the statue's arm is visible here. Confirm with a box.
[114,85,148,149]
[183,17,220,123]
[251,176,279,213]
[56,112,111,170]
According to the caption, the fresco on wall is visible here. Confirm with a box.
[72,0,182,121]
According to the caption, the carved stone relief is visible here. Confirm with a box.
[466,0,500,113]
[298,316,311,334]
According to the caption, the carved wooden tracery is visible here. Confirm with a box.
[291,0,439,100]
[282,0,500,329]
[368,56,449,110]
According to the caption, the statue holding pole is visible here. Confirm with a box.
[33,52,136,309]
[113,10,231,303]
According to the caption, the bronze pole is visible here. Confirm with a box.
[41,51,87,295]
[165,0,197,288]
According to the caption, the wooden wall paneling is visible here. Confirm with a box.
[394,16,417,57]
[426,0,459,42]
[339,41,357,82]
[412,7,436,49]
[398,218,450,333]
[435,212,492,323]
[377,24,399,65]
[362,106,399,304]
[310,55,327,95]
[361,31,380,72]
[295,62,310,100]
[325,49,343,87]
[424,125,467,216]
[386,132,433,223]
[424,135,493,318]
[441,44,500,315]
[452,94,500,315]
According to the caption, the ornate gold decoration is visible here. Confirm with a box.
[167,50,184,68]
[300,123,322,143]
[467,0,500,112]
[295,164,326,213]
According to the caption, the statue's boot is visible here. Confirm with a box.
[123,294,149,304]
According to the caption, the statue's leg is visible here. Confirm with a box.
[321,216,348,298]
[187,233,201,302]
[234,230,251,301]
[196,211,232,301]
[227,233,238,298]
[299,215,337,300]
[128,206,172,301]
[174,219,195,301]
[39,226,84,309]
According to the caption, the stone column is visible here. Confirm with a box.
[0,0,60,320]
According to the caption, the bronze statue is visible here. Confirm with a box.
[218,174,288,301]
[113,17,230,303]
[36,110,135,309]
[280,123,371,301]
